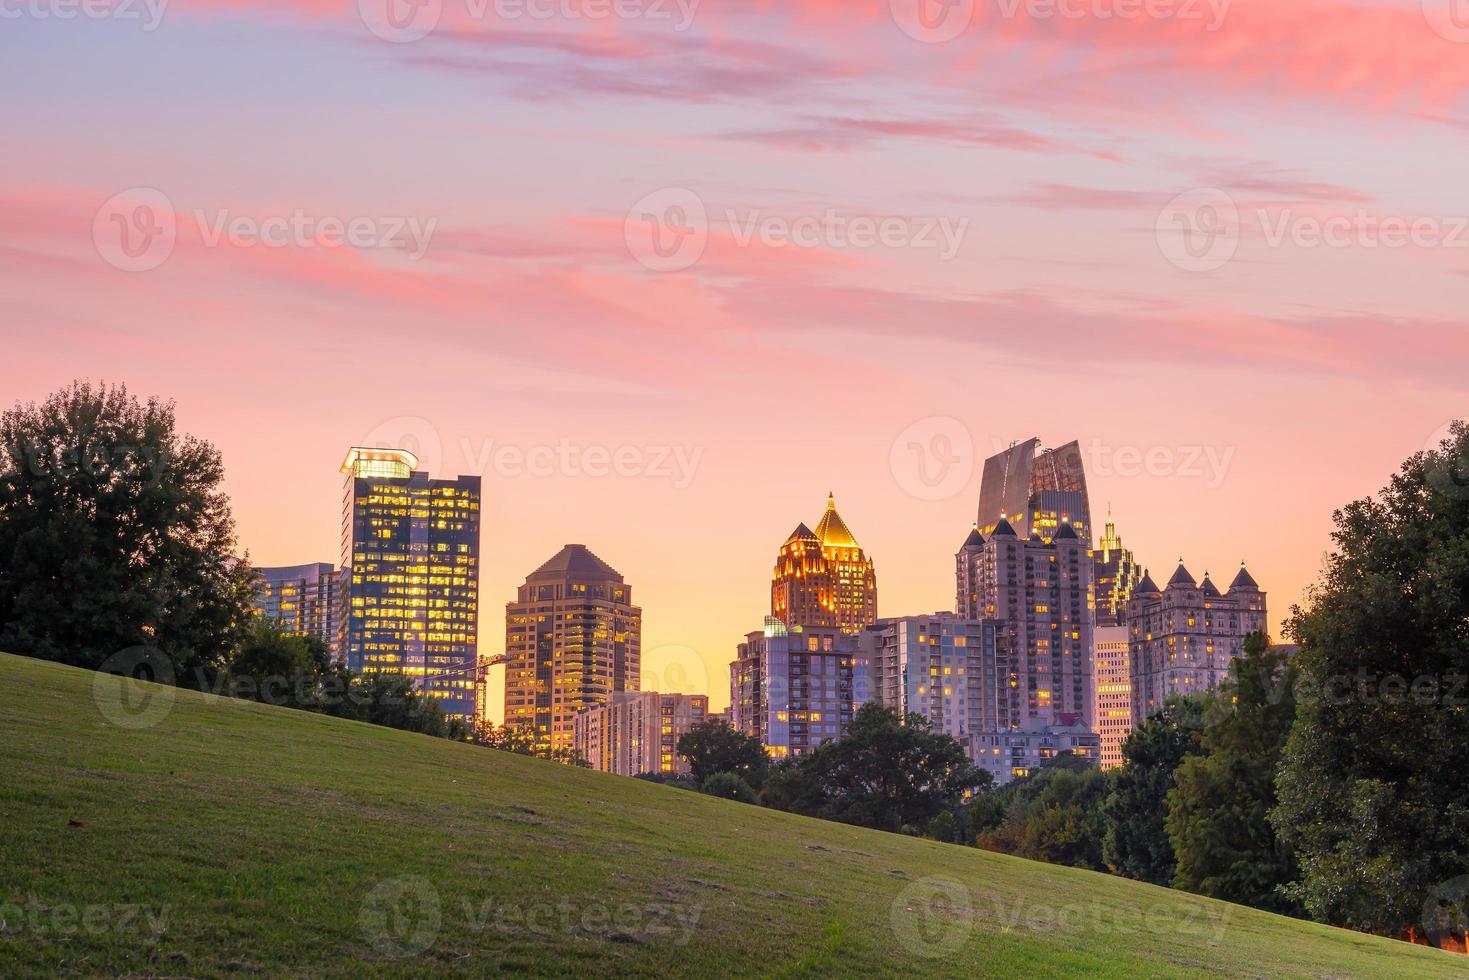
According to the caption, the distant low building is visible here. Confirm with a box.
[252,562,340,659]
[965,717,1100,785]
[729,617,865,760]
[574,692,708,777]
[1129,562,1267,724]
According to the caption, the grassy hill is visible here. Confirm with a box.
[0,653,1461,978]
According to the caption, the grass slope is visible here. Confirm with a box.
[0,653,1460,978]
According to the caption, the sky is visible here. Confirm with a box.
[3,0,1467,716]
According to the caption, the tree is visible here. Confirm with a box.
[972,755,1111,871]
[1166,633,1300,914]
[676,719,769,789]
[225,620,333,711]
[1102,695,1208,884]
[473,721,587,765]
[1271,421,1469,941]
[766,704,988,834]
[701,771,758,804]
[0,382,257,683]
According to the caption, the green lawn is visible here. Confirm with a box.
[0,653,1461,978]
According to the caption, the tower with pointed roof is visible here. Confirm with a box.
[1127,558,1268,724]
[1093,508,1142,628]
[771,494,877,633]
[504,544,642,754]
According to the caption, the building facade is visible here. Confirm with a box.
[504,544,641,755]
[1092,624,1132,769]
[975,438,1092,544]
[1092,511,1142,628]
[771,494,877,633]
[573,691,709,777]
[730,617,864,760]
[339,447,481,724]
[1129,563,1268,723]
[859,613,1012,743]
[956,519,1095,729]
[252,562,340,658]
[965,718,1101,785]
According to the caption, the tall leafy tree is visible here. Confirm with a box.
[1272,421,1469,941]
[1102,695,1208,884]
[0,382,257,683]
[766,704,987,834]
[1166,633,1300,914]
[971,755,1110,871]
[676,719,769,788]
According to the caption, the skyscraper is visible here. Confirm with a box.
[956,519,1094,729]
[573,691,709,777]
[1092,509,1142,628]
[339,447,481,724]
[771,494,877,633]
[1128,562,1267,723]
[504,544,641,755]
[252,562,340,659]
[1092,624,1131,768]
[976,438,1092,544]
[729,617,862,760]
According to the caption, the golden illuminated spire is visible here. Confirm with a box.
[815,493,858,549]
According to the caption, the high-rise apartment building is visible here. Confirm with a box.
[729,617,864,760]
[956,518,1094,729]
[976,438,1092,544]
[1092,510,1142,628]
[504,544,641,755]
[771,494,877,633]
[1128,563,1267,723]
[573,691,709,777]
[253,562,340,658]
[859,613,1013,743]
[339,447,481,724]
[1092,624,1131,768]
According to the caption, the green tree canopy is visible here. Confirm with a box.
[676,719,769,789]
[973,754,1110,871]
[1167,633,1300,914]
[1272,421,1469,940]
[1101,695,1208,884]
[0,382,257,682]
